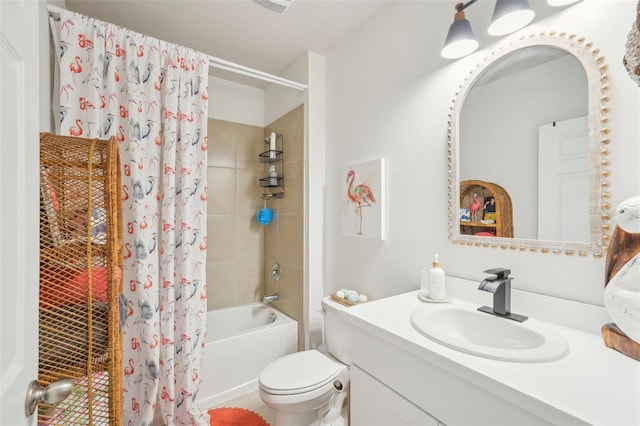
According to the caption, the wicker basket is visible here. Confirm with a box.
[38,133,123,426]
[330,293,366,307]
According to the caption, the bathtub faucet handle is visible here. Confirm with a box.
[270,263,281,281]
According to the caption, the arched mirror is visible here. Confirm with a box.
[448,32,612,257]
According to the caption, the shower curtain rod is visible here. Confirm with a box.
[45,3,308,91]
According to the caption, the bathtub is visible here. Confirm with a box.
[197,303,298,408]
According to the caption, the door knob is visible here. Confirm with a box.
[25,378,74,417]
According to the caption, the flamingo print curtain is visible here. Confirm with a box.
[58,11,209,425]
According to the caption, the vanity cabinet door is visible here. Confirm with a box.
[350,365,440,426]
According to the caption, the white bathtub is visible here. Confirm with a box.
[197,303,298,408]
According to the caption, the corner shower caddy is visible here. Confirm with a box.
[259,133,284,200]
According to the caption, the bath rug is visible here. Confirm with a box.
[208,407,270,426]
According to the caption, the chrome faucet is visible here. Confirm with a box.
[263,293,279,304]
[477,268,527,322]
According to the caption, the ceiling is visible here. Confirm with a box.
[64,0,565,89]
[64,0,393,88]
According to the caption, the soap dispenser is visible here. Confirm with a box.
[427,254,446,301]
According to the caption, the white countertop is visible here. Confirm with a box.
[342,286,640,426]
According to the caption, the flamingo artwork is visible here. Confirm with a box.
[346,169,376,235]
[470,193,481,222]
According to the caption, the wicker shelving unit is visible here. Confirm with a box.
[459,179,513,238]
[38,133,123,425]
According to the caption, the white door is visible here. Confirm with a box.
[0,0,40,424]
[537,116,589,242]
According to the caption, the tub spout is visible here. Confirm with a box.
[263,293,279,304]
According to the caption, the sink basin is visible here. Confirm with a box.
[410,306,569,362]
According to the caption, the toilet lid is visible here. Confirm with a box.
[259,351,342,395]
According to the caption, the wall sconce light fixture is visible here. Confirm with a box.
[487,0,535,36]
[441,1,479,59]
[441,0,582,59]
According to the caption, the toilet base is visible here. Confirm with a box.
[263,385,348,426]
[272,403,347,426]
[324,418,346,426]
[319,387,348,426]
[274,409,320,426]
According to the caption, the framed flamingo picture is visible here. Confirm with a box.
[341,158,386,240]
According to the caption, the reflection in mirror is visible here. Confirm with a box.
[460,47,587,241]
[448,32,612,257]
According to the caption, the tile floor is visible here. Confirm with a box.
[209,390,349,426]
[209,390,276,425]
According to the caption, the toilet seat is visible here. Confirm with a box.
[259,350,343,395]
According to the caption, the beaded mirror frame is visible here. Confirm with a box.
[448,32,612,257]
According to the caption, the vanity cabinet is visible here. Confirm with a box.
[350,327,552,426]
[459,180,513,238]
[350,365,440,426]
[346,287,640,426]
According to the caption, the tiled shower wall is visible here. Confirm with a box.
[206,105,304,348]
[264,105,304,349]
[206,119,265,310]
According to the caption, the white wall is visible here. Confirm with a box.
[265,52,327,349]
[303,52,326,349]
[264,55,307,127]
[208,75,265,126]
[324,0,640,306]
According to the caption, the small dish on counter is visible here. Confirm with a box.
[417,293,453,303]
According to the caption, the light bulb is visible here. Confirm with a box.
[441,8,479,59]
[488,0,535,36]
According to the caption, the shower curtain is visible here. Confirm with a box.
[57,11,209,425]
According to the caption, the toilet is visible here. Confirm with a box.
[259,296,351,426]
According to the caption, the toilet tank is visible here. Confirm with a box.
[321,296,352,364]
